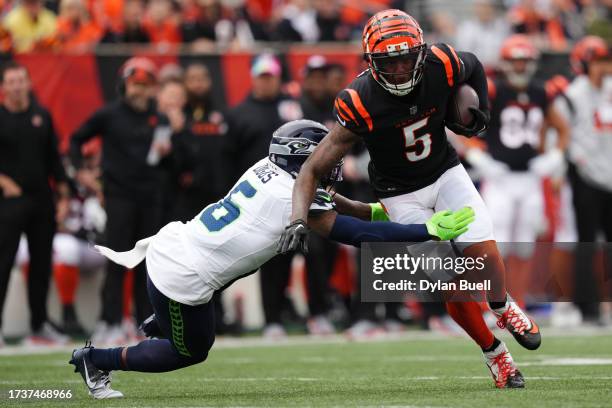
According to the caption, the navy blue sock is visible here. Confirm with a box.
[90,347,124,371]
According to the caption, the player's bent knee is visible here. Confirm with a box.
[177,350,208,367]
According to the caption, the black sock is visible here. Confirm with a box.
[488,295,508,311]
[482,337,501,352]
[90,347,124,371]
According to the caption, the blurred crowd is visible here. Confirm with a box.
[0,0,609,54]
[0,2,611,348]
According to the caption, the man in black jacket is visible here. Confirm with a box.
[0,62,70,346]
[224,53,303,186]
[224,53,303,337]
[172,63,228,222]
[70,57,172,344]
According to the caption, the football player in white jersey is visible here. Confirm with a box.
[69,120,475,399]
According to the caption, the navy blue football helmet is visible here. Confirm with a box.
[269,120,342,188]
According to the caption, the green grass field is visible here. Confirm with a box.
[1,333,612,407]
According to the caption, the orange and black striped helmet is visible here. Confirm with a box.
[362,9,426,96]
[570,36,609,75]
[499,35,539,89]
[500,34,539,61]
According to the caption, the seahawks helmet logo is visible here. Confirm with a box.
[286,139,317,154]
[270,137,318,156]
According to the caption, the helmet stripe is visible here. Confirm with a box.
[371,32,419,51]
[345,89,373,131]
[431,45,454,86]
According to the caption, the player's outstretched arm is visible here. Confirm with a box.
[277,125,359,253]
[303,207,475,248]
[332,193,388,222]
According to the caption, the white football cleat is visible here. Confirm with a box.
[483,341,524,388]
[69,342,124,399]
[307,316,335,336]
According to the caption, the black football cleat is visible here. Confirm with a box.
[506,369,526,389]
[69,341,123,399]
[139,314,165,339]
[495,300,542,351]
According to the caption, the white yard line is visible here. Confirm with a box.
[1,327,612,356]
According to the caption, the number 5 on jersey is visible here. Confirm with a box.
[200,180,257,232]
[403,117,432,162]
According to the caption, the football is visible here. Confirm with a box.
[446,84,479,127]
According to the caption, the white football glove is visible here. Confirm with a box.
[528,148,564,177]
[465,149,510,179]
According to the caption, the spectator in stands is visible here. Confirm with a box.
[54,0,102,52]
[156,77,187,225]
[508,0,573,50]
[90,0,125,34]
[313,0,351,42]
[142,0,181,45]
[300,55,334,128]
[181,0,235,49]
[272,0,319,43]
[70,57,172,345]
[455,0,509,69]
[3,0,57,52]
[100,0,150,44]
[298,55,340,335]
[0,25,12,54]
[165,67,238,335]
[326,63,347,97]
[173,63,227,221]
[158,62,184,83]
[558,36,612,324]
[224,53,303,338]
[0,62,70,346]
[14,149,107,337]
[224,53,302,184]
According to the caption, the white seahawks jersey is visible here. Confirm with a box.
[143,158,334,305]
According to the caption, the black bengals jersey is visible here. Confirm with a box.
[486,79,549,171]
[333,43,488,198]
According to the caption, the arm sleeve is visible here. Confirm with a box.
[46,112,68,183]
[329,214,430,247]
[69,108,106,169]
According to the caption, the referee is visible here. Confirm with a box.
[70,57,172,343]
[0,61,70,345]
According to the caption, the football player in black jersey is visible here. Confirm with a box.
[279,9,541,388]
[464,35,569,303]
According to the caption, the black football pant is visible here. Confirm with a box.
[100,196,160,326]
[568,163,612,319]
[0,195,55,332]
[350,248,404,323]
[260,234,337,324]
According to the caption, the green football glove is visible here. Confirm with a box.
[425,207,475,241]
[369,203,390,222]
